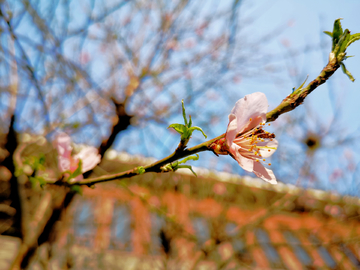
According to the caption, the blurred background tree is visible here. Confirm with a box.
[1,0,360,191]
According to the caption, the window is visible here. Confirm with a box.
[110,204,132,251]
[283,230,312,266]
[73,199,95,247]
[255,228,283,268]
[309,234,337,268]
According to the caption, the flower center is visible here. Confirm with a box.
[234,123,276,165]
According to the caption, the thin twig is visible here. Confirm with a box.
[266,55,340,123]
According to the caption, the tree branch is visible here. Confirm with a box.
[266,58,339,123]
[54,134,224,187]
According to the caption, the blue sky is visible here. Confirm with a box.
[3,0,360,194]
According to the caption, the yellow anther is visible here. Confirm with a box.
[268,163,271,166]
[249,118,252,121]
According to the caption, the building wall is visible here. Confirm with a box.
[52,178,360,270]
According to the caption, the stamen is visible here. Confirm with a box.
[263,159,266,161]
[268,163,271,166]
[249,118,252,121]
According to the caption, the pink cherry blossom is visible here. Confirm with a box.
[211,92,278,184]
[54,133,101,181]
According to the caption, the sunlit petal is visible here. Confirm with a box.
[222,92,278,184]
[253,162,277,184]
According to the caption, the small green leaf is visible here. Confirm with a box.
[290,75,308,96]
[14,167,23,177]
[29,176,37,188]
[340,62,355,82]
[346,33,360,50]
[161,164,174,172]
[29,176,46,189]
[181,100,188,126]
[70,185,83,195]
[332,18,343,50]
[38,177,46,188]
[178,154,199,165]
[298,75,308,89]
[168,123,186,134]
[136,166,145,175]
[181,128,191,140]
[334,29,350,57]
[323,31,333,38]
[170,99,207,149]
[176,165,197,177]
[73,159,83,178]
[188,126,207,139]
[67,160,83,180]
[38,154,46,165]
[339,29,351,53]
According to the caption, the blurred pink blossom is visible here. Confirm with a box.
[54,133,101,181]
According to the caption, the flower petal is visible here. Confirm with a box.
[54,133,73,172]
[238,115,263,135]
[257,139,278,158]
[226,114,238,146]
[229,144,254,172]
[253,162,277,184]
[230,92,268,135]
[58,156,70,172]
[74,146,101,172]
[54,133,72,156]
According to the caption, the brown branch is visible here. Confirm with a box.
[98,98,132,158]
[53,134,224,187]
[3,115,23,238]
[266,57,340,123]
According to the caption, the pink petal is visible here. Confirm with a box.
[253,162,277,184]
[54,133,73,172]
[58,156,70,172]
[54,133,72,155]
[229,144,254,172]
[238,115,264,135]
[226,114,238,146]
[230,92,268,135]
[74,146,101,172]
